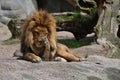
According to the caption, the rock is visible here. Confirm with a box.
[0,55,120,80]
[57,31,74,39]
[0,0,36,25]
[0,26,11,41]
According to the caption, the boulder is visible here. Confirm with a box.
[0,0,36,25]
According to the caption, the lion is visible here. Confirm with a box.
[20,10,80,62]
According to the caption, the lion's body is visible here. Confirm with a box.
[20,10,80,62]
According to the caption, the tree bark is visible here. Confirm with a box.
[96,0,120,58]
[7,19,22,38]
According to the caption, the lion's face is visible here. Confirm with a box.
[32,26,49,48]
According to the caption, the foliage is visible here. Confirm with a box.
[55,7,97,23]
[54,15,74,22]
[112,48,120,59]
[2,38,20,45]
[58,39,91,48]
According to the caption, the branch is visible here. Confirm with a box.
[51,12,75,16]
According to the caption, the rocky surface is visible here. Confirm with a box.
[0,55,120,80]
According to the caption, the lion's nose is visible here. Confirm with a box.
[38,38,42,42]
[38,38,45,45]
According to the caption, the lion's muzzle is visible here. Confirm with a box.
[38,36,48,46]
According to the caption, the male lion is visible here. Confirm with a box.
[20,10,80,62]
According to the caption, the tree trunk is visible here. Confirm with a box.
[96,0,120,58]
[7,19,22,38]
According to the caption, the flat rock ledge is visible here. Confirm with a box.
[0,55,120,80]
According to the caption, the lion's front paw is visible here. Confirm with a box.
[32,55,42,63]
[23,53,42,63]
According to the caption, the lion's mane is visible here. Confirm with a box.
[21,10,57,60]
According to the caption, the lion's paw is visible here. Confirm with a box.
[55,57,67,62]
[79,57,87,62]
[32,56,42,63]
[24,53,42,63]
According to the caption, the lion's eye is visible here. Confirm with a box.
[46,32,48,35]
[33,31,39,36]
[46,33,48,35]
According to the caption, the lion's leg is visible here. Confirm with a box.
[56,43,80,62]
[23,53,42,63]
[48,25,57,60]
[49,39,57,61]
[42,43,51,61]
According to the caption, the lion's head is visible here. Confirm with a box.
[21,10,56,49]
[32,26,49,48]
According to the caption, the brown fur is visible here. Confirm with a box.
[20,10,80,62]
